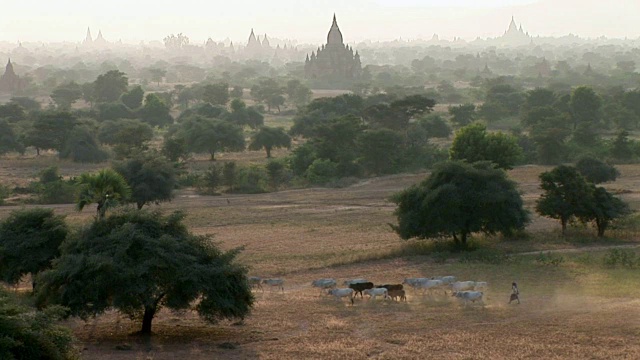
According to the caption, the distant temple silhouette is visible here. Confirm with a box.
[304,14,362,87]
[0,59,24,93]
[499,16,531,46]
[82,27,109,48]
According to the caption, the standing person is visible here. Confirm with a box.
[509,282,520,304]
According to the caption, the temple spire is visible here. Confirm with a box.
[327,13,343,45]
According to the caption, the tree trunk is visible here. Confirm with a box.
[561,218,567,235]
[96,201,105,219]
[265,146,272,158]
[36,148,40,156]
[460,232,468,245]
[597,219,607,237]
[141,306,156,335]
[210,151,216,161]
[137,202,144,210]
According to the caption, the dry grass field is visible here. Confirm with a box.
[2,160,640,359]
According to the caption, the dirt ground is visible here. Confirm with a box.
[2,164,640,359]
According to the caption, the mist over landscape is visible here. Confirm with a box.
[2,1,640,359]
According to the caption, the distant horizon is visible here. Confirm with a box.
[1,0,639,45]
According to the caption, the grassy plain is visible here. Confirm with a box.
[2,159,640,359]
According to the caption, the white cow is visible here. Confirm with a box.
[328,288,355,305]
[312,278,337,295]
[402,278,430,289]
[262,278,285,292]
[451,281,476,292]
[453,291,484,306]
[248,276,263,291]
[433,276,457,285]
[415,279,444,294]
[363,287,388,301]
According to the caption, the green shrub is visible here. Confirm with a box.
[535,251,565,266]
[0,289,78,359]
[602,248,638,268]
[38,181,77,204]
[177,172,201,188]
[235,166,268,194]
[305,159,339,185]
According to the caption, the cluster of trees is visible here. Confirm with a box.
[288,93,450,182]
[392,157,629,245]
[537,160,628,237]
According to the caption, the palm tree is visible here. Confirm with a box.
[76,169,131,219]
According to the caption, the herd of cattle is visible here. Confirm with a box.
[249,276,489,306]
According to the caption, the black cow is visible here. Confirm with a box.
[349,282,374,298]
[376,284,403,292]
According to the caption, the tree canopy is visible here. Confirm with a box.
[449,123,522,169]
[180,116,245,160]
[36,209,254,334]
[248,126,292,158]
[113,152,176,209]
[0,208,68,289]
[392,161,529,245]
[93,70,128,103]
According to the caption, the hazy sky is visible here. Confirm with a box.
[1,0,639,44]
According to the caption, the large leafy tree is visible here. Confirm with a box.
[113,152,176,209]
[76,169,132,219]
[290,94,364,137]
[36,209,254,334]
[449,123,522,169]
[392,161,529,245]
[0,208,68,290]
[286,79,312,108]
[93,70,128,103]
[0,120,24,155]
[140,93,173,127]
[578,186,630,237]
[251,78,285,112]
[569,86,603,146]
[50,81,83,109]
[98,119,154,158]
[23,111,78,155]
[59,126,109,163]
[181,116,245,160]
[248,126,292,158]
[357,128,404,175]
[536,165,593,234]
[120,85,145,110]
[448,103,476,127]
[363,95,435,130]
[202,83,230,106]
[575,156,619,184]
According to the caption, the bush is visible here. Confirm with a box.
[602,248,638,268]
[535,251,565,266]
[0,289,78,360]
[38,181,77,205]
[197,165,221,195]
[235,166,268,194]
[177,172,201,188]
[305,159,339,185]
